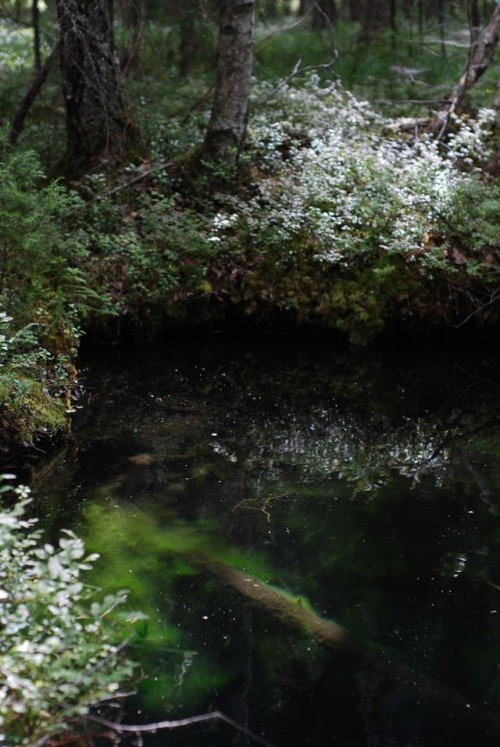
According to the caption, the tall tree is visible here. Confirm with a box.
[55,0,135,173]
[360,0,389,41]
[203,0,255,163]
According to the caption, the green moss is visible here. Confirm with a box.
[225,249,420,344]
[0,375,68,445]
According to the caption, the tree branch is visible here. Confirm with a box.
[432,4,500,139]
[87,710,276,747]
[9,42,60,145]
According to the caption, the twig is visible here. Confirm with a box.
[256,14,308,44]
[84,160,173,204]
[257,57,338,107]
[87,710,277,747]
[233,492,291,523]
[454,288,500,329]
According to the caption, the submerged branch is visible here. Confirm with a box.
[205,559,349,647]
[197,557,500,739]
[87,710,276,747]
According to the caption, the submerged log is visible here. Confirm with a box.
[201,558,500,741]
[205,559,349,646]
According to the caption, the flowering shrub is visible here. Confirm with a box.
[199,78,499,341]
[209,77,496,269]
[0,479,135,746]
[54,78,498,345]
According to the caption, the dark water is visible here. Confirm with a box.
[31,339,500,747]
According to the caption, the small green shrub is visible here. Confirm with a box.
[64,185,219,332]
[0,139,63,314]
[0,477,136,746]
[0,141,94,444]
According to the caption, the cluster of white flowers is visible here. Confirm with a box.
[446,108,496,164]
[211,78,494,267]
[207,211,240,243]
[0,313,13,367]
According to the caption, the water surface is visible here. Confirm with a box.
[32,339,500,747]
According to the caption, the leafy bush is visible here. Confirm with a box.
[232,78,496,268]
[64,185,219,333]
[0,478,135,746]
[59,77,499,343]
[0,140,94,445]
[199,78,499,340]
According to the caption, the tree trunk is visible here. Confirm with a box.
[55,0,134,174]
[203,0,255,163]
[32,0,41,71]
[262,0,280,19]
[390,0,398,50]
[121,0,146,77]
[359,0,389,42]
[469,0,481,41]
[311,0,337,30]
[179,10,197,77]
[437,0,446,57]
[340,0,362,23]
[432,4,500,139]
[298,0,310,16]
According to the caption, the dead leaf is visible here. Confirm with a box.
[452,248,467,265]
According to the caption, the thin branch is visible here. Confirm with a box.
[88,160,173,203]
[454,288,500,329]
[9,42,60,145]
[257,57,338,107]
[87,710,277,747]
[256,13,308,43]
[32,0,42,71]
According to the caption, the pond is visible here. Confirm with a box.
[30,337,500,747]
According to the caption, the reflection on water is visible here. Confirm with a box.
[31,339,500,747]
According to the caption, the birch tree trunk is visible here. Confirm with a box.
[56,0,134,173]
[433,4,500,139]
[203,0,255,163]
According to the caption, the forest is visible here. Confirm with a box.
[0,0,498,448]
[0,1,500,745]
